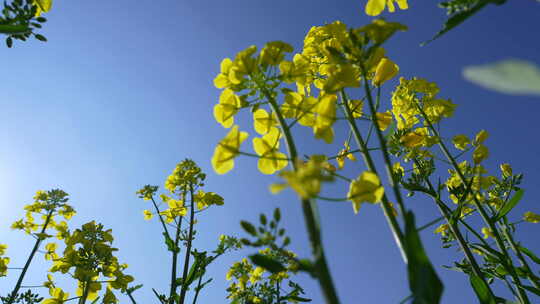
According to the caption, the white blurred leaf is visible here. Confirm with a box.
[463,59,540,96]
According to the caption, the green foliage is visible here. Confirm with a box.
[0,0,49,48]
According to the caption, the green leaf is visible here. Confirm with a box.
[287,296,312,302]
[404,211,444,304]
[0,25,29,34]
[470,274,496,304]
[423,0,489,45]
[249,254,286,273]
[273,208,281,222]
[34,34,47,42]
[163,232,177,252]
[518,245,540,264]
[522,285,540,297]
[464,60,540,96]
[493,189,524,222]
[259,214,267,225]
[470,244,504,263]
[240,221,257,236]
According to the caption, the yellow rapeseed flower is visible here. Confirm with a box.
[524,211,540,223]
[348,171,385,214]
[212,125,249,174]
[376,111,393,131]
[473,144,489,164]
[452,134,470,150]
[214,89,242,128]
[253,128,288,175]
[373,58,399,86]
[365,0,408,16]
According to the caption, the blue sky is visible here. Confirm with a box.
[1,0,540,303]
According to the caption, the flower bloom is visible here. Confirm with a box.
[348,171,385,214]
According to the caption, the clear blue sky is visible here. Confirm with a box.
[1,0,539,303]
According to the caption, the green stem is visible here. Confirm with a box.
[127,290,138,304]
[168,192,184,304]
[263,87,340,304]
[416,104,530,304]
[501,226,540,290]
[191,274,204,304]
[178,185,196,304]
[363,78,407,217]
[340,90,407,263]
[78,280,91,304]
[421,173,495,299]
[7,210,54,303]
[151,196,172,240]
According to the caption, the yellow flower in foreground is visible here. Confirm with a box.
[481,227,494,239]
[365,0,408,16]
[474,130,489,145]
[253,128,288,175]
[373,58,399,86]
[500,163,513,178]
[42,287,69,304]
[212,125,249,174]
[253,109,277,135]
[473,144,489,164]
[375,111,392,131]
[214,89,242,128]
[0,244,6,255]
[524,211,540,223]
[33,0,52,16]
[348,171,384,214]
[452,134,470,151]
[0,257,9,276]
[143,210,153,220]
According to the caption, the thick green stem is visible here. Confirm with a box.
[78,280,91,304]
[264,88,340,304]
[178,185,196,304]
[417,105,530,304]
[7,210,54,303]
[340,91,407,263]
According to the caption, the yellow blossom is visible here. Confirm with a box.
[376,111,392,131]
[253,109,278,135]
[500,163,513,178]
[524,211,540,223]
[214,89,242,128]
[253,128,288,175]
[473,144,489,164]
[259,41,293,66]
[365,0,408,16]
[452,134,470,150]
[481,227,494,239]
[373,58,399,86]
[348,171,385,214]
[143,210,153,220]
[474,130,489,145]
[348,99,364,118]
[212,125,249,174]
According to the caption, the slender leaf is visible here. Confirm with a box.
[240,221,257,236]
[470,274,496,304]
[404,211,444,304]
[249,254,286,273]
[518,245,540,264]
[522,285,540,297]
[493,189,524,222]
